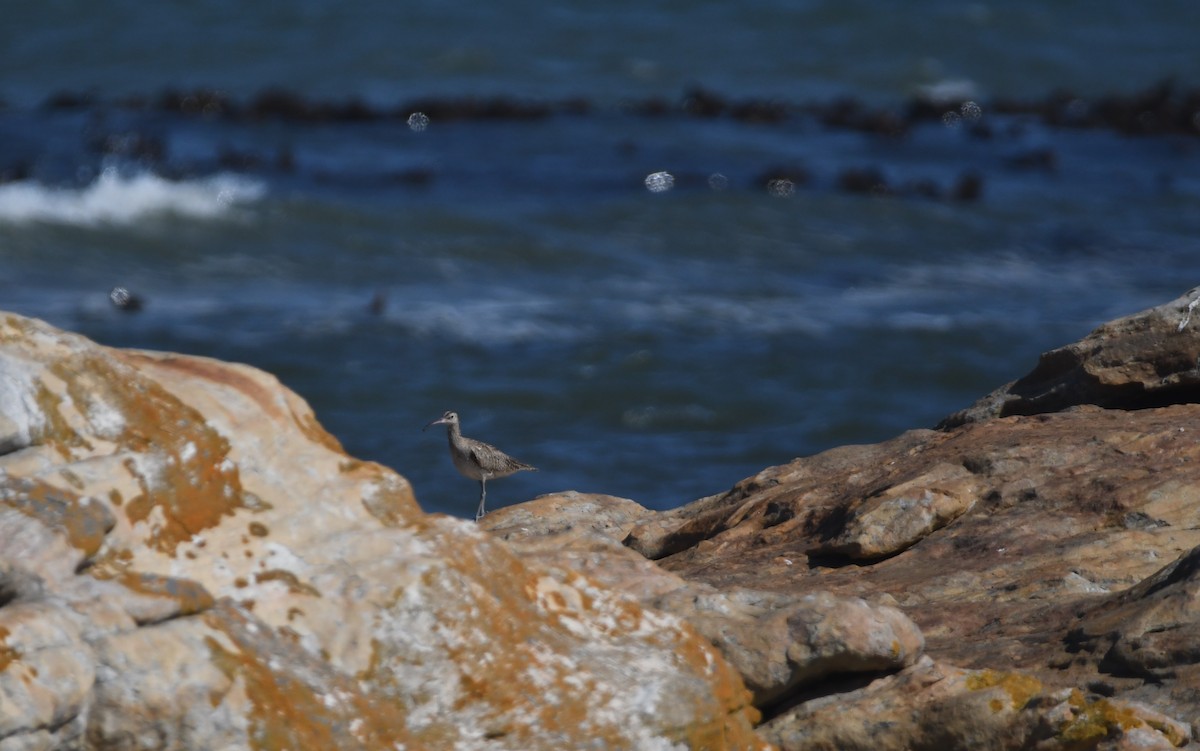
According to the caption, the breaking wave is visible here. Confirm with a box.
[0,169,265,226]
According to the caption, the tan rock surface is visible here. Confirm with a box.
[0,313,767,750]
[488,495,924,708]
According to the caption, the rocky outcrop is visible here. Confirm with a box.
[5,286,1200,750]
[0,313,765,750]
[939,286,1200,426]
[609,287,1200,747]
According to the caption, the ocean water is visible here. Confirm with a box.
[2,1,1198,516]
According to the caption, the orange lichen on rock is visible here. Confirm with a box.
[253,569,320,597]
[0,476,114,558]
[20,351,253,556]
[203,604,420,751]
[0,626,18,672]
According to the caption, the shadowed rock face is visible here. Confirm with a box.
[0,313,765,750]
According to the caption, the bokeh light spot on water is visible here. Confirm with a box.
[941,111,962,129]
[407,112,430,132]
[960,100,983,121]
[644,171,674,193]
[708,173,729,191]
[108,286,142,312]
[767,178,794,197]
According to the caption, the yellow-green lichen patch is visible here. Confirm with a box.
[965,669,1043,712]
[0,476,115,558]
[1054,690,1154,749]
[203,604,416,751]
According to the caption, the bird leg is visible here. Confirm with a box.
[475,479,487,522]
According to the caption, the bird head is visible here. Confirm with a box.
[423,410,459,431]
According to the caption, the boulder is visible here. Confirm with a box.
[759,656,1191,751]
[0,313,766,750]
[939,285,1200,426]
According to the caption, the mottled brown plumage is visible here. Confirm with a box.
[423,410,536,520]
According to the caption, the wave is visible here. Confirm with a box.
[0,169,265,226]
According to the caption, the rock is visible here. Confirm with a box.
[617,289,1200,738]
[1065,543,1200,682]
[482,491,655,545]
[495,496,924,709]
[9,282,1200,750]
[651,589,924,707]
[812,461,981,560]
[0,312,766,750]
[939,285,1200,427]
[759,656,1191,751]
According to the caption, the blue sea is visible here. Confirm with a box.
[2,1,1198,516]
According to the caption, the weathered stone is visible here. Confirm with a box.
[759,657,1191,751]
[651,589,924,706]
[0,312,767,750]
[1065,543,1200,682]
[812,462,980,560]
[616,289,1200,737]
[10,282,1200,750]
[940,285,1200,427]
[495,499,923,709]
[483,491,655,545]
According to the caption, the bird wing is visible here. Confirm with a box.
[469,442,507,472]
[470,442,534,474]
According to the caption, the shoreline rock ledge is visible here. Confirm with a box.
[0,286,1193,751]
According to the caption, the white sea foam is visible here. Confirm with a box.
[0,169,265,226]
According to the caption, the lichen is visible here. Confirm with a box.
[202,605,412,751]
[0,476,114,557]
[0,626,19,671]
[254,569,321,597]
[11,352,254,556]
[1055,690,1150,748]
[965,669,1043,712]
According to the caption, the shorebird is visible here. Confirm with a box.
[423,410,537,521]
